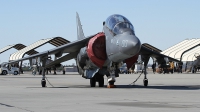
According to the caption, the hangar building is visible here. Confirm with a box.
[9,37,70,61]
[161,38,200,62]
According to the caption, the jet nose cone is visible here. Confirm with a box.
[121,35,141,56]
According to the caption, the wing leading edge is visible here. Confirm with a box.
[8,35,96,64]
[140,46,181,63]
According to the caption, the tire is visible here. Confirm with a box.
[143,79,148,86]
[90,77,96,87]
[41,79,46,87]
[98,75,104,87]
[14,71,18,75]
[2,70,7,75]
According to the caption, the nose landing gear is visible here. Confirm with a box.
[107,81,116,88]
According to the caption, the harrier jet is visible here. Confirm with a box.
[8,13,180,88]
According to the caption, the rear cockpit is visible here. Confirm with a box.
[105,14,135,35]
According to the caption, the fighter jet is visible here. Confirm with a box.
[8,13,181,88]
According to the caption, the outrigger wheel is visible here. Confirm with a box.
[41,79,46,87]
[143,79,148,86]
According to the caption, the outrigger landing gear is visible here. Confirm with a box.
[40,59,47,87]
[141,55,150,87]
[41,68,46,87]
[143,79,148,86]
[143,67,148,86]
[41,78,46,87]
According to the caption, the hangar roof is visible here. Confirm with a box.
[161,38,200,61]
[0,44,38,55]
[9,37,70,61]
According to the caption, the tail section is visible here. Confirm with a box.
[76,12,85,40]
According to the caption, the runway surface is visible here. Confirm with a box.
[0,72,200,112]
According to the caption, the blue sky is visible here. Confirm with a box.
[0,0,200,64]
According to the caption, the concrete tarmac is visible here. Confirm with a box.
[0,72,200,112]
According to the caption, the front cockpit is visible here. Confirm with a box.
[105,14,135,35]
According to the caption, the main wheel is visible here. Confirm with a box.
[98,75,104,87]
[143,79,148,86]
[2,70,7,75]
[90,77,96,87]
[41,79,46,87]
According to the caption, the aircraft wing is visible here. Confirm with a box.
[139,46,181,63]
[9,34,96,64]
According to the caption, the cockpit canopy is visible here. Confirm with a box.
[105,14,134,35]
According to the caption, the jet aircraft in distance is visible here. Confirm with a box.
[8,13,181,88]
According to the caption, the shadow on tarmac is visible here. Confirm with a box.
[115,85,200,90]
[100,101,196,108]
[27,84,200,90]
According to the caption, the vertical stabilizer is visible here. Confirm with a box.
[76,12,85,40]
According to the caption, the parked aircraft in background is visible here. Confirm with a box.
[184,54,200,73]
[7,13,181,88]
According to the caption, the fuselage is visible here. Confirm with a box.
[76,14,142,80]
[103,14,141,62]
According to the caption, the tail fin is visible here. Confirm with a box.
[76,12,85,40]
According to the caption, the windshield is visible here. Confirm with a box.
[1,62,7,67]
[105,14,134,35]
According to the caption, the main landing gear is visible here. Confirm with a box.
[90,73,115,88]
[90,73,104,87]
